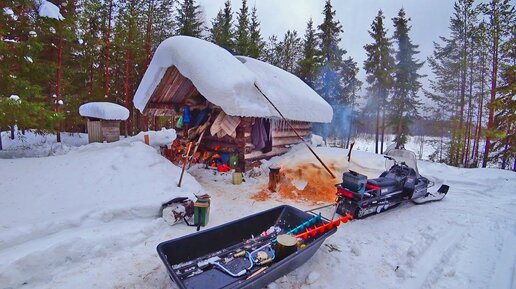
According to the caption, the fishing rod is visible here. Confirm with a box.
[254,84,336,179]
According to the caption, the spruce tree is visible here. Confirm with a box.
[248,6,264,58]
[363,10,395,154]
[210,0,234,51]
[391,8,424,148]
[340,57,362,146]
[297,18,321,88]
[176,0,204,37]
[235,0,250,55]
[316,0,345,105]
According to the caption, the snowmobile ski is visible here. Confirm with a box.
[411,184,449,205]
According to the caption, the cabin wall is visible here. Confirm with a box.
[244,119,311,170]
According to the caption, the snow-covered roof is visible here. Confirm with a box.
[79,102,129,120]
[133,36,332,123]
[37,0,65,20]
[237,56,333,123]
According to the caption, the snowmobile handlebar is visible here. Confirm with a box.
[383,155,395,161]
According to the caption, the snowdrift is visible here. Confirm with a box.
[0,138,203,289]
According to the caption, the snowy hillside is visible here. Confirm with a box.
[0,133,515,289]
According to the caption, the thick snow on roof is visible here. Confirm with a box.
[133,36,332,123]
[237,56,333,123]
[37,0,65,20]
[79,102,129,120]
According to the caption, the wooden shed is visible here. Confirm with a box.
[133,36,333,171]
[79,102,129,143]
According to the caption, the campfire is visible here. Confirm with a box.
[254,162,342,203]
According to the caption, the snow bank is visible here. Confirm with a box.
[79,102,129,120]
[0,140,203,288]
[37,0,64,20]
[0,128,176,159]
[133,36,332,123]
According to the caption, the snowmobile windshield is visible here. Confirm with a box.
[385,149,419,176]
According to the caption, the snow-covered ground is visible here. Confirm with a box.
[0,131,515,289]
[329,133,444,162]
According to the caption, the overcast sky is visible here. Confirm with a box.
[197,0,460,95]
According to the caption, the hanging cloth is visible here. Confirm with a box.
[262,119,273,153]
[251,119,267,151]
[210,111,241,138]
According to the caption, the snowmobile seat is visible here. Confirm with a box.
[367,178,398,188]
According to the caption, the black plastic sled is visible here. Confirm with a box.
[157,205,338,289]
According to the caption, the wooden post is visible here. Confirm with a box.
[268,166,281,192]
[178,142,193,187]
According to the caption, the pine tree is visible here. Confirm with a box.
[316,0,345,105]
[176,0,204,37]
[297,18,321,88]
[210,0,234,51]
[248,6,264,58]
[278,30,302,73]
[391,8,424,148]
[426,1,478,166]
[364,10,395,154]
[480,0,514,167]
[470,21,490,167]
[235,0,249,55]
[262,35,281,66]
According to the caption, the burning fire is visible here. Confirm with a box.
[253,162,343,203]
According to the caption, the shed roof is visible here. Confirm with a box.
[133,36,332,123]
[79,102,129,120]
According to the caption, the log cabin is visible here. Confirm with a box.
[133,36,333,171]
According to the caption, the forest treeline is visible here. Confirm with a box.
[0,0,514,169]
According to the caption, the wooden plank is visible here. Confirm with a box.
[272,130,311,138]
[87,120,103,143]
[271,137,303,147]
[244,147,290,160]
[102,120,121,142]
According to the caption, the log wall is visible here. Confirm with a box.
[243,119,311,170]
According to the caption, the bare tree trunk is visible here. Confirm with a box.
[88,61,94,96]
[473,52,486,166]
[483,15,499,168]
[144,0,154,70]
[124,8,135,137]
[55,30,64,143]
[103,0,113,99]
[375,105,379,154]
[464,50,474,167]
[380,107,385,154]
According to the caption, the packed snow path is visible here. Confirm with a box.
[0,140,514,289]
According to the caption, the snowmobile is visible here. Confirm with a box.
[336,149,449,219]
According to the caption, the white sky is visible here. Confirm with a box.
[198,0,457,96]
